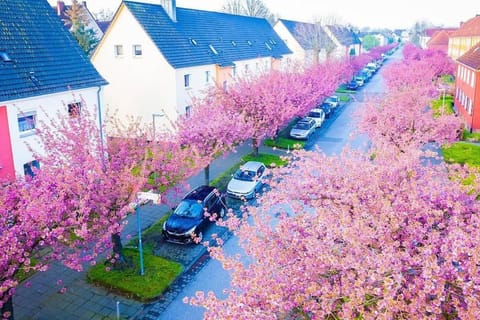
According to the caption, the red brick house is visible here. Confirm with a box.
[455,42,480,132]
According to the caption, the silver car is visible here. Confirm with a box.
[289,117,316,140]
[227,161,267,200]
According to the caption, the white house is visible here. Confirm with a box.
[0,0,107,181]
[274,19,334,65]
[91,0,292,132]
[274,19,362,65]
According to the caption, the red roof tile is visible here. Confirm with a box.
[452,15,480,37]
[457,41,480,70]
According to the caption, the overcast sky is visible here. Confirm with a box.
[50,0,478,29]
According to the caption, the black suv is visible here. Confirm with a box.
[162,185,226,244]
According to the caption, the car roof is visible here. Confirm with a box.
[184,185,215,200]
[309,108,324,113]
[241,161,265,171]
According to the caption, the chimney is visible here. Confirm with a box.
[82,1,87,8]
[56,1,65,16]
[160,0,177,22]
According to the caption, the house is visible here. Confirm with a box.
[454,42,480,132]
[324,25,362,59]
[91,0,292,130]
[53,0,105,40]
[273,19,335,65]
[0,0,107,181]
[448,14,480,60]
[426,30,454,54]
[273,19,361,65]
[420,27,456,49]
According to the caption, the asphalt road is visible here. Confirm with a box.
[142,49,403,320]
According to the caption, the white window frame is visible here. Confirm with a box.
[184,74,191,88]
[18,111,37,137]
[133,44,142,57]
[114,44,124,57]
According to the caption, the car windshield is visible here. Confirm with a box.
[295,122,310,130]
[234,169,256,181]
[173,200,203,218]
[308,112,321,118]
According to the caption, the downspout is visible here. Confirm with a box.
[96,85,106,169]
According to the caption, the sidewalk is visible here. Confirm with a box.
[13,141,287,320]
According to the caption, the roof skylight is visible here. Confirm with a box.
[209,44,218,55]
[0,51,12,62]
[247,40,252,46]
[189,38,198,46]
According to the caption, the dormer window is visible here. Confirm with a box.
[0,51,12,62]
[209,44,218,55]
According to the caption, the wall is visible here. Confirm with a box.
[92,5,177,130]
[1,88,102,180]
[0,106,15,181]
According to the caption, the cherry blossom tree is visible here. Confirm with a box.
[176,92,250,185]
[187,149,480,319]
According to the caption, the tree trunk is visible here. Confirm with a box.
[110,233,129,270]
[204,164,210,186]
[252,138,259,157]
[1,294,14,320]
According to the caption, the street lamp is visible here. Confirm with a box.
[135,191,160,276]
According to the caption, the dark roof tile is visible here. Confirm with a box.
[124,1,291,69]
[0,0,107,102]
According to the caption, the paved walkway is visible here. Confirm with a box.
[13,141,287,320]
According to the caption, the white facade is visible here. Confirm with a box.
[92,3,286,132]
[2,87,103,178]
[273,21,306,64]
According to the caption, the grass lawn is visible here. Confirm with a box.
[441,142,480,167]
[431,95,454,117]
[462,129,480,142]
[86,248,182,302]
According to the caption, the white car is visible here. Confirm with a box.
[306,108,325,128]
[289,117,316,140]
[227,161,267,200]
[325,95,340,108]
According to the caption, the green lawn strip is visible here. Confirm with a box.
[441,142,480,166]
[431,95,454,117]
[462,129,480,142]
[86,248,182,302]
[264,137,305,150]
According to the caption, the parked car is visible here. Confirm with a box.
[306,108,326,128]
[346,80,359,91]
[162,185,225,244]
[325,95,340,108]
[354,75,365,87]
[289,117,316,140]
[319,102,333,118]
[227,161,267,200]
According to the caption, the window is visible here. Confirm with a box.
[18,112,36,135]
[245,64,249,74]
[133,45,142,56]
[184,74,191,88]
[23,160,40,177]
[68,102,82,118]
[205,71,211,83]
[114,45,123,57]
[209,44,218,55]
[185,105,191,117]
[232,65,236,78]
